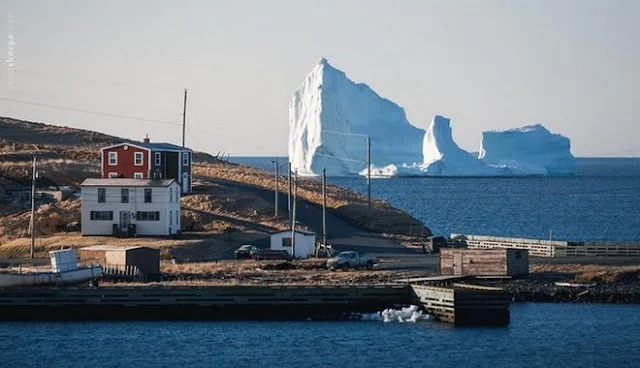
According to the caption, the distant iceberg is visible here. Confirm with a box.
[479,124,575,175]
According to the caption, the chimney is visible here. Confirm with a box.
[143,134,150,143]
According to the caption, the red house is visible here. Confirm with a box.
[100,137,193,193]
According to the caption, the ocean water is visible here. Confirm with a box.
[1,303,639,368]
[231,157,640,241]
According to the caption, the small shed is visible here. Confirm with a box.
[270,229,316,259]
[78,245,160,279]
[440,248,528,277]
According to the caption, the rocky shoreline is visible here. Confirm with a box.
[481,280,640,304]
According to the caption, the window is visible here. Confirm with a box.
[134,152,143,166]
[134,172,144,179]
[175,210,179,225]
[169,211,173,225]
[182,152,189,166]
[144,188,152,203]
[515,251,523,260]
[169,187,173,202]
[282,237,292,247]
[136,211,159,221]
[155,152,161,166]
[108,172,118,178]
[153,172,162,179]
[121,188,129,203]
[90,211,113,221]
[108,152,117,165]
[97,188,106,203]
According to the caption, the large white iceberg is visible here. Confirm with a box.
[479,124,575,175]
[288,58,425,176]
[289,58,575,177]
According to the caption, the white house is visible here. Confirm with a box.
[270,229,317,258]
[81,178,181,237]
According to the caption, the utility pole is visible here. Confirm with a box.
[287,162,292,225]
[271,159,279,217]
[291,170,297,258]
[366,135,371,219]
[29,157,36,259]
[322,168,327,247]
[182,88,188,147]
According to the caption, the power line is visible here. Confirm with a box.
[322,130,369,138]
[0,96,181,126]
[314,152,366,164]
[8,89,182,117]
[14,69,181,91]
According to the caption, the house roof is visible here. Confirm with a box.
[79,245,157,252]
[81,178,177,187]
[101,141,192,152]
[270,229,317,236]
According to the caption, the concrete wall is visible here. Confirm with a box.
[81,183,181,236]
[270,232,316,258]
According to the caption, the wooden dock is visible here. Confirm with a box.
[0,285,410,321]
[410,283,510,326]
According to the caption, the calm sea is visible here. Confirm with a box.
[231,157,640,241]
[1,304,639,368]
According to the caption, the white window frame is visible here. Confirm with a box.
[133,172,144,179]
[182,152,189,166]
[155,152,161,166]
[108,172,118,178]
[169,187,173,202]
[108,152,117,166]
[134,152,144,166]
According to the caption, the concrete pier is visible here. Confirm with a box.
[0,285,410,321]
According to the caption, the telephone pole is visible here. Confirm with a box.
[322,168,327,247]
[366,135,371,218]
[271,159,279,217]
[291,170,297,258]
[182,88,188,147]
[287,162,292,225]
[29,156,36,259]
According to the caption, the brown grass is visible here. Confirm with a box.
[193,162,430,237]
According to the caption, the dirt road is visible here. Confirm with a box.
[230,182,430,269]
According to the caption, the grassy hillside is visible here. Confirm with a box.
[0,116,431,257]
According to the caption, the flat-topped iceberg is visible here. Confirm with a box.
[479,124,575,175]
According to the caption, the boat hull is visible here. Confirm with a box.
[0,266,102,287]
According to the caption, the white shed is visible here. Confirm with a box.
[270,229,317,258]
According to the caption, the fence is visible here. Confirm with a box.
[451,234,640,258]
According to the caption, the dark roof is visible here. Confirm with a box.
[270,229,317,236]
[81,178,177,187]
[79,245,146,251]
[101,141,192,152]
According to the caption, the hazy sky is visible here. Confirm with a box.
[0,0,638,157]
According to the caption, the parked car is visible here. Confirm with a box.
[234,244,259,259]
[327,251,378,271]
[252,249,293,261]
